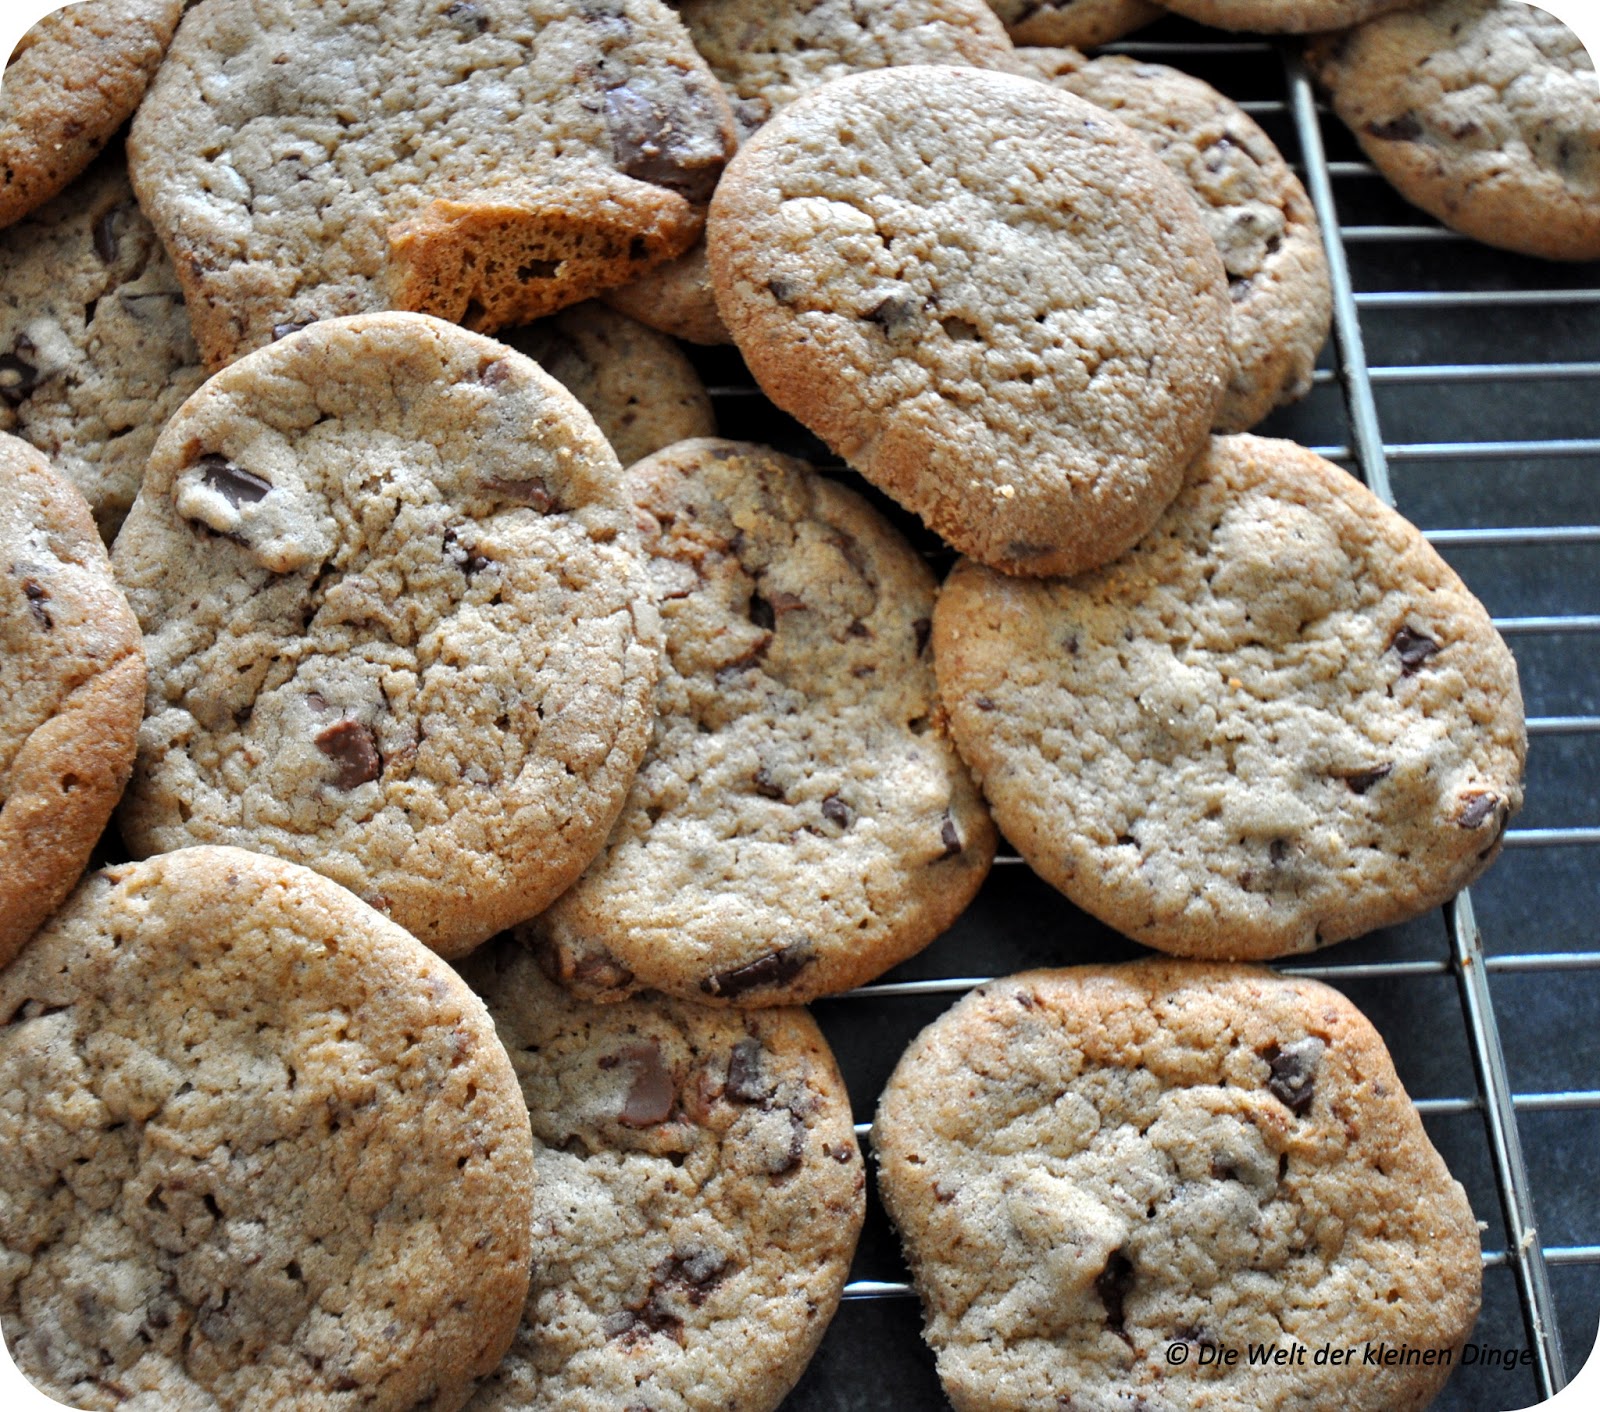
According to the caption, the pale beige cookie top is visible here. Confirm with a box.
[874,962,1483,1412]
[1156,0,1421,34]
[0,151,206,540]
[1019,50,1331,432]
[0,845,535,1412]
[1309,0,1600,262]
[458,936,865,1412]
[0,0,183,229]
[501,301,715,466]
[0,432,144,970]
[112,313,660,960]
[528,439,995,1006]
[127,0,736,370]
[934,434,1526,960]
[986,0,1161,48]
[678,0,1019,130]
[708,65,1231,578]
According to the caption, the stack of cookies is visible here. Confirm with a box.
[0,0,1562,1407]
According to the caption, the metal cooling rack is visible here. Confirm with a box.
[692,21,1600,1409]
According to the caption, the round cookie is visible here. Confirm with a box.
[934,433,1526,959]
[501,302,716,467]
[874,962,1483,1412]
[457,935,865,1412]
[1155,0,1421,34]
[527,438,995,1007]
[708,65,1231,579]
[1019,50,1331,432]
[0,0,183,229]
[112,312,661,960]
[0,433,144,970]
[0,151,206,541]
[602,240,734,345]
[1308,0,1600,262]
[986,0,1161,48]
[0,845,536,1412]
[128,0,736,370]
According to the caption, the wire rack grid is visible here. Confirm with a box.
[679,19,1600,1412]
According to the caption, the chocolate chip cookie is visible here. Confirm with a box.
[128,0,736,369]
[0,151,206,541]
[874,962,1483,1412]
[502,302,715,467]
[1157,0,1422,34]
[1019,50,1331,432]
[708,65,1231,578]
[0,845,536,1412]
[113,312,660,960]
[0,0,183,229]
[458,935,865,1411]
[1309,0,1600,261]
[986,0,1160,47]
[934,433,1526,959]
[0,432,144,969]
[527,438,995,1006]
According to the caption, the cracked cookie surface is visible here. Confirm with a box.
[0,432,144,968]
[708,65,1230,578]
[0,152,206,540]
[1309,0,1600,261]
[112,312,660,960]
[128,0,735,369]
[874,962,1482,1412]
[0,0,183,228]
[1019,50,1331,432]
[527,437,994,1006]
[502,301,715,466]
[934,433,1526,959]
[0,845,536,1412]
[458,936,864,1411]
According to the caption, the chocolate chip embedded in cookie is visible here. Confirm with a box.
[127,0,736,369]
[113,312,660,960]
[457,936,864,1411]
[0,0,183,229]
[0,434,144,968]
[1308,0,1600,261]
[1018,50,1331,432]
[0,846,536,1412]
[934,433,1526,959]
[525,438,995,1006]
[874,962,1483,1412]
[708,65,1231,578]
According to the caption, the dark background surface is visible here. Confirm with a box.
[681,15,1600,1410]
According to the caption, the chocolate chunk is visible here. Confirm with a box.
[271,320,315,341]
[197,453,271,507]
[820,794,853,829]
[20,578,51,629]
[484,476,556,512]
[1229,274,1255,305]
[725,1039,771,1103]
[604,84,724,204]
[1339,763,1392,794]
[1268,838,1289,865]
[1262,1037,1323,1115]
[846,619,871,639]
[1365,113,1424,142]
[615,1041,675,1128]
[655,1249,728,1302]
[314,720,382,789]
[1094,1251,1134,1335]
[443,527,490,578]
[752,767,785,801]
[748,592,775,631]
[1456,792,1501,829]
[1390,625,1440,674]
[913,617,932,656]
[935,812,962,860]
[444,0,489,33]
[766,1108,806,1176]
[700,942,810,999]
[767,276,800,304]
[866,293,921,336]
[0,347,40,406]
[92,206,124,264]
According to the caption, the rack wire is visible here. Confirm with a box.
[692,22,1599,1410]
